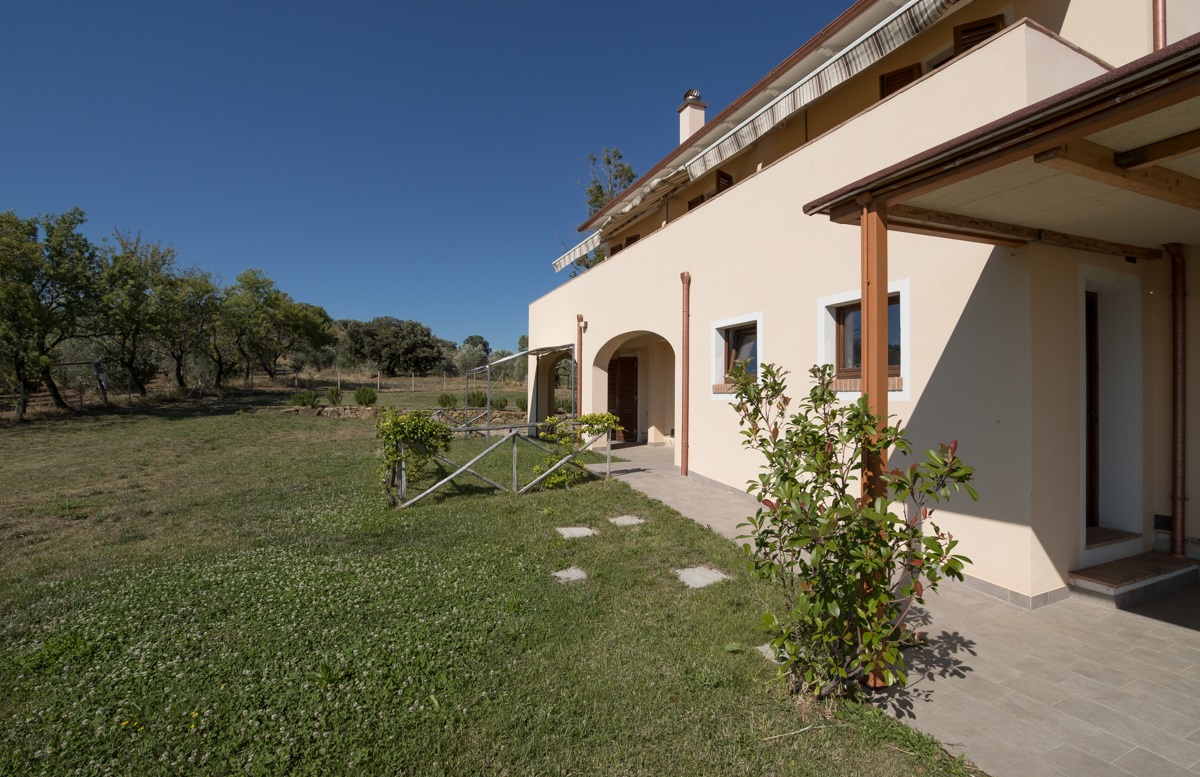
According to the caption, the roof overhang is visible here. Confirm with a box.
[804,32,1200,257]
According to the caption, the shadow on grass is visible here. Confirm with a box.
[0,390,301,429]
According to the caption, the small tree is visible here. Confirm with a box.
[731,363,977,697]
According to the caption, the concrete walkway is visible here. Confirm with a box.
[597,445,1200,777]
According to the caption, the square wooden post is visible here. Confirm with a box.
[860,198,889,501]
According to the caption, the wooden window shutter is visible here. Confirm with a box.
[879,63,922,98]
[954,15,1004,54]
[624,234,640,247]
[687,194,705,210]
[715,169,733,193]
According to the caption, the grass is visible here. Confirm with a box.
[0,394,980,776]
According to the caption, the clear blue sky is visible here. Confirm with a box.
[4,0,853,352]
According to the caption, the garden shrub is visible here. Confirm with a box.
[554,397,572,414]
[291,390,318,407]
[354,386,377,406]
[376,409,453,505]
[467,391,488,408]
[731,363,977,697]
[437,393,458,409]
[326,386,342,407]
[531,413,621,489]
[515,395,528,413]
[489,396,508,411]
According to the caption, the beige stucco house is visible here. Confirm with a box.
[527,0,1200,607]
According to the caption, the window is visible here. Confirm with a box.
[624,234,640,248]
[715,169,734,194]
[608,243,624,257]
[834,295,901,386]
[687,194,705,211]
[725,324,758,378]
[880,63,922,98]
[711,313,762,396]
[953,15,1004,55]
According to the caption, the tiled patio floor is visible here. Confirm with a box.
[596,445,1200,777]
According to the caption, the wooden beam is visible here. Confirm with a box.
[1035,137,1200,211]
[1115,127,1200,170]
[888,204,1038,241]
[886,204,1161,258]
[860,201,888,501]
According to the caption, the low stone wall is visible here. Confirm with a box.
[282,405,382,420]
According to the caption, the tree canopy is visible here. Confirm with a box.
[572,147,637,275]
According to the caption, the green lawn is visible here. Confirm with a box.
[0,395,979,776]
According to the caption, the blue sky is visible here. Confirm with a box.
[5,0,853,351]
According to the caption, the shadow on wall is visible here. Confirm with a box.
[897,248,1035,535]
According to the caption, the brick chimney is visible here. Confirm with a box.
[678,89,706,145]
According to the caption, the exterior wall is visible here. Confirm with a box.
[530,25,1112,599]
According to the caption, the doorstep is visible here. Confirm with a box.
[1068,551,1199,608]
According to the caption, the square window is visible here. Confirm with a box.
[725,324,757,378]
[834,295,900,379]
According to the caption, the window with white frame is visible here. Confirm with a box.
[711,313,762,396]
[817,282,909,398]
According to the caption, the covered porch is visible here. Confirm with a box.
[805,32,1200,603]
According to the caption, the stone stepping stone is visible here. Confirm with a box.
[556,527,597,539]
[608,515,646,526]
[553,567,588,583]
[676,567,730,589]
[757,644,781,663]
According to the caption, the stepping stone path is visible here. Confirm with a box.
[553,567,588,583]
[608,515,646,526]
[555,527,597,539]
[676,567,730,589]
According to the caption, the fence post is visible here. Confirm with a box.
[607,439,612,480]
[512,432,519,492]
[398,440,408,502]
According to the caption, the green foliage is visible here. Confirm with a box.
[489,396,508,411]
[515,395,528,413]
[437,392,458,409]
[462,334,490,354]
[376,409,453,504]
[291,390,318,407]
[731,363,977,697]
[326,386,342,407]
[343,317,444,378]
[555,396,572,414]
[354,385,377,406]
[531,413,622,490]
[457,344,488,374]
[572,148,637,275]
[467,390,487,408]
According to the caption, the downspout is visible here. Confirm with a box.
[680,272,692,477]
[1154,0,1167,51]
[1167,243,1187,558]
[576,314,584,417]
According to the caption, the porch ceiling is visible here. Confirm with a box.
[804,32,1200,257]
[899,97,1200,251]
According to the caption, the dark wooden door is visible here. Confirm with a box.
[1085,291,1099,529]
[607,356,638,442]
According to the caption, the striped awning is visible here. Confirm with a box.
[685,0,963,180]
[551,231,601,273]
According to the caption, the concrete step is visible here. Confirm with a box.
[1068,551,1199,608]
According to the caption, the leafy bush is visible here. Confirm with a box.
[376,410,454,505]
[731,363,977,697]
[489,396,508,411]
[554,397,572,414]
[437,393,458,409]
[326,386,342,407]
[354,386,377,406]
[515,395,528,413]
[291,390,318,407]
[467,391,487,408]
[531,413,621,490]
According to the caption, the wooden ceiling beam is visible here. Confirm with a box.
[1114,127,1200,170]
[885,204,1163,259]
[1034,137,1200,211]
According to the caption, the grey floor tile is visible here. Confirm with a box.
[1012,654,1080,684]
[1041,744,1137,776]
[994,691,1136,762]
[1124,679,1200,725]
[1164,643,1200,666]
[1066,657,1137,688]
[954,737,1063,777]
[1001,672,1072,705]
[1053,695,1200,768]
[1057,675,1200,739]
[1112,747,1200,777]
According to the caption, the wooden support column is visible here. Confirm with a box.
[860,196,889,500]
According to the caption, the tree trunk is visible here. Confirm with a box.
[125,359,148,395]
[173,356,186,391]
[39,366,71,410]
